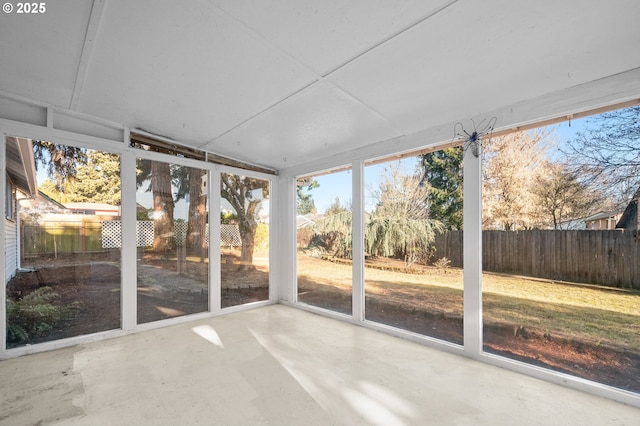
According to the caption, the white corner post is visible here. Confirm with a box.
[463,141,483,358]
[352,160,365,321]
[276,175,297,304]
[269,175,284,303]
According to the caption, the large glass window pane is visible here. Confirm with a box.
[482,109,640,393]
[297,168,352,315]
[6,138,121,348]
[220,173,269,308]
[136,159,209,323]
[364,152,463,344]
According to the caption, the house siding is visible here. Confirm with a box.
[5,218,17,282]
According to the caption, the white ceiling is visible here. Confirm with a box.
[1,0,639,171]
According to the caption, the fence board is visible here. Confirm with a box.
[433,230,639,290]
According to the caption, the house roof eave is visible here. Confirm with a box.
[16,137,37,195]
[6,136,37,196]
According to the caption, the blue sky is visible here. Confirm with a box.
[548,116,589,161]
[306,118,592,215]
[32,115,594,217]
[306,158,422,214]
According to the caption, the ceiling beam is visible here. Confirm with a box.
[130,131,277,175]
[490,98,640,138]
[70,0,107,110]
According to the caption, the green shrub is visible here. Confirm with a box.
[6,287,79,344]
[254,223,269,250]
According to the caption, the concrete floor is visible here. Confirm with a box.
[1,305,638,426]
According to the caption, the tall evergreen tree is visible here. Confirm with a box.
[66,151,121,204]
[33,141,87,192]
[420,147,464,230]
[38,179,68,204]
[296,178,319,215]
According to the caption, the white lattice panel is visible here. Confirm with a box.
[102,221,217,248]
[101,220,154,248]
[101,220,121,248]
[174,221,188,246]
[137,221,154,247]
[221,224,241,247]
[174,222,210,247]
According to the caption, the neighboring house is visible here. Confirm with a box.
[18,190,69,223]
[64,202,120,216]
[557,218,586,230]
[4,137,37,283]
[584,211,623,230]
[616,186,640,230]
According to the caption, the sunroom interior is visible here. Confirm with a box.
[1,0,640,423]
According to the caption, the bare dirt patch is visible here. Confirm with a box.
[6,251,268,348]
[483,323,640,392]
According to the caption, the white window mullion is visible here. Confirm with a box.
[210,169,221,313]
[352,160,365,322]
[120,148,137,331]
[463,143,483,357]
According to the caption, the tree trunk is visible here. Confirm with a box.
[186,169,207,261]
[151,161,175,251]
[239,223,256,269]
[238,200,258,270]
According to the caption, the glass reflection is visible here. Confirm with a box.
[220,173,270,308]
[5,139,121,347]
[136,159,208,323]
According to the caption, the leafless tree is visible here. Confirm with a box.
[563,105,640,205]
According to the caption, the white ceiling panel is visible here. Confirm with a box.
[329,0,640,134]
[1,0,639,171]
[210,0,454,76]
[0,1,92,106]
[204,81,401,168]
[77,0,318,144]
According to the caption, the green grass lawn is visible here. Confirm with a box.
[482,274,640,350]
[297,254,640,350]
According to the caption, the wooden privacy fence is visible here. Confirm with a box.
[22,222,105,257]
[22,222,240,258]
[432,230,640,290]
